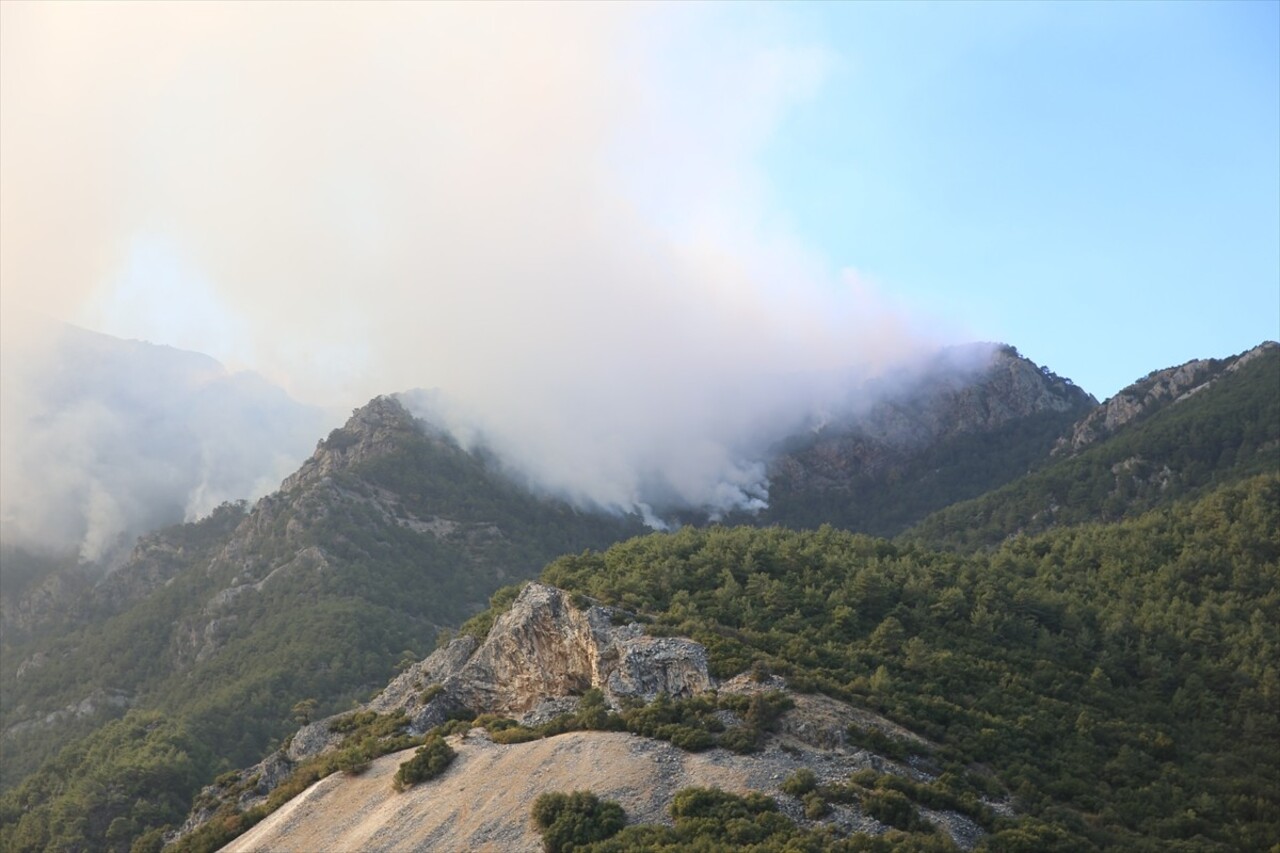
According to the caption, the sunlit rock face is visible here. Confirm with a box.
[378,582,712,722]
[1055,341,1278,454]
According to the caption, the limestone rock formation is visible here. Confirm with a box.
[382,583,710,720]
[281,395,440,492]
[174,582,714,839]
[1055,341,1278,454]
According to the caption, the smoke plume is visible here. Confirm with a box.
[1,4,969,546]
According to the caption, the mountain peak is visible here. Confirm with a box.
[280,396,426,492]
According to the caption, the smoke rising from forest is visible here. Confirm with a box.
[1,4,971,555]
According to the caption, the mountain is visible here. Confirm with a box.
[172,473,1278,851]
[750,344,1096,535]
[2,340,1276,852]
[0,396,643,800]
[0,323,331,596]
[173,583,1002,852]
[907,341,1280,550]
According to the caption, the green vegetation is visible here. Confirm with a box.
[577,786,960,852]
[531,791,627,853]
[533,476,1280,850]
[0,712,210,853]
[392,735,456,791]
[908,347,1279,550]
[463,687,792,755]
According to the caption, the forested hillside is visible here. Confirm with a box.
[533,476,1280,850]
[907,344,1279,550]
[2,343,1276,852]
[0,398,642,850]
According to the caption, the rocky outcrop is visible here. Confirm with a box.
[375,583,711,724]
[2,688,133,742]
[174,582,714,840]
[175,582,1003,852]
[281,395,439,493]
[1055,341,1278,455]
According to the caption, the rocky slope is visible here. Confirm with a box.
[1,397,641,791]
[756,344,1096,534]
[907,340,1280,550]
[1054,340,1279,454]
[176,583,998,851]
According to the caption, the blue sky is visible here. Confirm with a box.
[759,1,1280,397]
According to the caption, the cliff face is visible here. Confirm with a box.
[376,583,712,720]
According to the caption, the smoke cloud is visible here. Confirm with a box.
[0,317,330,561]
[1,4,966,543]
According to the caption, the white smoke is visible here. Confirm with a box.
[1,4,973,539]
[0,319,331,562]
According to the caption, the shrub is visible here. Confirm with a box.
[781,768,818,797]
[530,790,626,853]
[803,791,830,819]
[864,788,926,832]
[718,725,761,754]
[670,787,777,821]
[392,735,455,791]
[490,726,542,745]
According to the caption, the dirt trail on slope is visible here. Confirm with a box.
[223,730,769,853]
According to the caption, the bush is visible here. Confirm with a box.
[717,725,761,754]
[670,787,777,821]
[864,788,926,831]
[803,791,830,819]
[392,735,455,791]
[490,726,542,745]
[530,790,626,853]
[781,768,818,797]
[659,724,715,752]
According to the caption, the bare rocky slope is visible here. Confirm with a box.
[177,583,1002,851]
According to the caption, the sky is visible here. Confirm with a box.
[1,1,1278,541]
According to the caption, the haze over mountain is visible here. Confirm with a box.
[0,320,331,564]
[4,3,1273,551]
[0,4,1276,851]
[1,340,1275,853]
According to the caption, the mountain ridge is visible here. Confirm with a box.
[2,339,1276,852]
